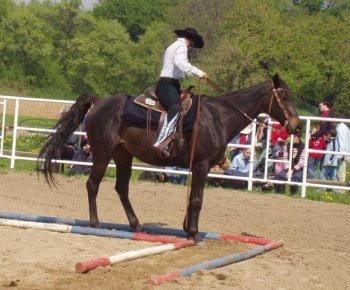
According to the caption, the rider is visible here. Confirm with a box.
[153,27,208,157]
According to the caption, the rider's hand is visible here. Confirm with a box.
[200,72,208,80]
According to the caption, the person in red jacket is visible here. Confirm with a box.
[271,123,289,148]
[307,126,326,179]
[311,100,334,140]
[255,119,288,173]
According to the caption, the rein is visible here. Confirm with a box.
[184,79,203,227]
[206,78,289,133]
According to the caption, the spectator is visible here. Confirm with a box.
[164,167,188,185]
[69,139,92,176]
[270,122,289,155]
[229,123,252,160]
[311,100,334,140]
[206,159,231,188]
[69,104,94,176]
[307,126,326,179]
[318,129,339,192]
[59,106,80,149]
[254,116,268,172]
[227,148,253,174]
[332,114,350,186]
[255,118,288,174]
[52,107,79,173]
[139,171,166,183]
[258,137,288,192]
[224,148,260,189]
[273,138,287,176]
[274,132,305,195]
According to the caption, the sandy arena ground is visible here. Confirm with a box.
[1,96,349,289]
[3,97,72,120]
[0,171,349,290]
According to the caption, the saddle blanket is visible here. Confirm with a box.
[121,95,198,132]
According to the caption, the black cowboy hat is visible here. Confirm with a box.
[174,27,204,48]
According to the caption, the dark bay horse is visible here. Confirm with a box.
[38,74,302,242]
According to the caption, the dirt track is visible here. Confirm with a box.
[3,97,71,120]
[0,171,349,290]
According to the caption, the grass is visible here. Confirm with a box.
[0,80,75,100]
[306,188,350,204]
[251,182,350,205]
[2,134,47,153]
[1,113,57,129]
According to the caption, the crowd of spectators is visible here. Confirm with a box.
[206,99,349,195]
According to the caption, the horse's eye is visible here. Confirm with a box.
[281,93,288,100]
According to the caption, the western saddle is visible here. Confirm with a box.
[134,87,193,157]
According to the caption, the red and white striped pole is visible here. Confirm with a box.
[75,240,194,273]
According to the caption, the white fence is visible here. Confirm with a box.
[0,95,349,197]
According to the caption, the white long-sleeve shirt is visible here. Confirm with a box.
[336,122,350,161]
[160,38,204,80]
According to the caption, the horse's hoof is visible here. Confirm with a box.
[186,232,202,243]
[131,224,143,232]
[90,221,101,228]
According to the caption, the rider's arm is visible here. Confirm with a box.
[174,45,205,78]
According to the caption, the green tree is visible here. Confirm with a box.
[0,0,15,20]
[65,14,134,95]
[204,0,288,91]
[36,0,83,73]
[92,0,175,41]
[300,0,324,13]
[130,22,173,93]
[165,0,233,53]
[0,6,54,86]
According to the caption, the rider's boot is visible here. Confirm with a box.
[153,112,179,158]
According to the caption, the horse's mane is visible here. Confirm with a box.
[201,79,272,103]
[226,79,272,98]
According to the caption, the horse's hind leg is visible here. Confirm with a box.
[112,148,142,232]
[86,154,110,228]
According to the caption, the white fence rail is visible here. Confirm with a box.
[0,95,349,197]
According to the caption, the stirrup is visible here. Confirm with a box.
[160,148,170,158]
[153,147,170,158]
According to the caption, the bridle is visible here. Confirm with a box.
[206,78,290,132]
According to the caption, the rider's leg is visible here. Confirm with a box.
[153,78,181,151]
[154,104,181,147]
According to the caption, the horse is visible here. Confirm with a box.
[38,74,302,242]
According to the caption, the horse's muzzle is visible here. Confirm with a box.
[287,117,303,134]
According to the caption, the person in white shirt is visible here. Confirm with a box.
[331,113,350,185]
[153,27,207,157]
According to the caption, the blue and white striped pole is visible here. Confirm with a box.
[148,241,284,285]
[0,211,271,245]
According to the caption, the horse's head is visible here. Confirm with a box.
[267,74,302,134]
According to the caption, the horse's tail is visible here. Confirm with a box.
[37,93,99,186]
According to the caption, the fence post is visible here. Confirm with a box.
[301,119,311,198]
[10,98,19,169]
[248,121,257,190]
[0,98,6,156]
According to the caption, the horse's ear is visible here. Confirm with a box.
[272,74,281,88]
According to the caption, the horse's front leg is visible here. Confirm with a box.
[113,151,142,232]
[183,161,210,242]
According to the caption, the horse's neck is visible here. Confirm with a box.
[220,85,270,141]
